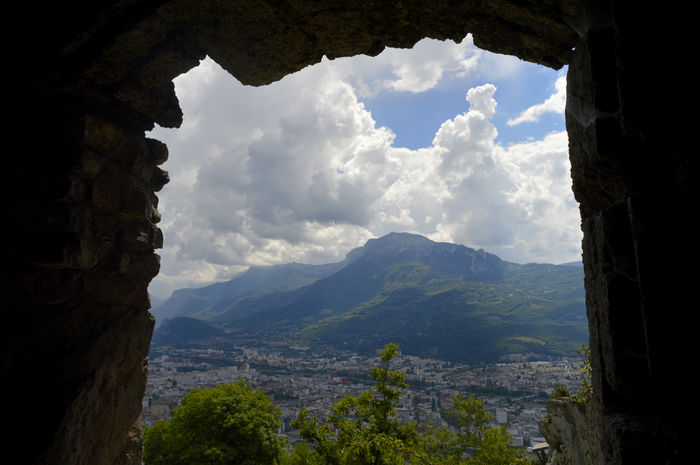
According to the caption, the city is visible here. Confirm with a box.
[143,343,585,452]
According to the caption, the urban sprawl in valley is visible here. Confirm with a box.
[143,343,584,450]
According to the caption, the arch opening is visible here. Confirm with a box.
[5,2,696,464]
[147,37,580,300]
[141,37,589,455]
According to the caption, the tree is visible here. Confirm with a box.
[408,393,526,465]
[550,384,570,399]
[144,380,286,465]
[293,343,415,465]
[278,443,325,465]
[573,345,592,403]
[293,343,528,465]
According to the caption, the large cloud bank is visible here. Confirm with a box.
[148,37,580,296]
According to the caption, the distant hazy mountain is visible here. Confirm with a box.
[150,260,349,327]
[151,316,224,345]
[149,293,167,310]
[152,233,588,363]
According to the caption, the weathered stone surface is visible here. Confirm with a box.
[540,398,592,465]
[4,1,697,464]
[565,3,698,464]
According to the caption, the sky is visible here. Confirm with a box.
[147,35,580,299]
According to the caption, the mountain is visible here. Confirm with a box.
[559,261,583,267]
[215,233,506,327]
[152,233,587,363]
[149,293,167,309]
[150,260,349,327]
[151,316,224,346]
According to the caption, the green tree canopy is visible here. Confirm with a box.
[292,343,530,465]
[293,343,414,465]
[144,380,286,465]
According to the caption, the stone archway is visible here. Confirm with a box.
[3,2,696,464]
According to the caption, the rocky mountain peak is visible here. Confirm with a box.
[344,232,504,279]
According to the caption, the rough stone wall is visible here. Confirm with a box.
[4,90,167,464]
[540,398,590,465]
[566,2,697,464]
[2,1,696,464]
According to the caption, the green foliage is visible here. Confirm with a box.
[292,343,527,465]
[572,345,592,404]
[550,384,570,399]
[144,380,286,465]
[292,343,415,465]
[277,443,325,465]
[408,394,526,465]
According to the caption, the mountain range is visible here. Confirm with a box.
[150,233,587,363]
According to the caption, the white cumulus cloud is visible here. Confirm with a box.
[147,45,579,297]
[507,75,566,126]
